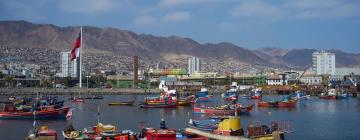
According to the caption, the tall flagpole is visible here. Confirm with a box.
[79,27,83,88]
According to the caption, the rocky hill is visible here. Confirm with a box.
[0,20,359,70]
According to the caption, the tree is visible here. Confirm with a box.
[5,76,14,87]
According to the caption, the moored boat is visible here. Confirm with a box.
[193,104,254,115]
[185,116,288,140]
[63,123,137,140]
[319,95,337,99]
[0,105,70,119]
[84,95,104,99]
[177,99,191,106]
[250,88,262,100]
[26,126,57,140]
[72,98,85,103]
[108,101,135,106]
[222,82,239,101]
[258,100,297,108]
[291,91,310,100]
[139,103,177,108]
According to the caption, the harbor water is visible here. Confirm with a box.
[1,94,360,140]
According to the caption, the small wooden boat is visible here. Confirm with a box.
[108,101,135,106]
[26,126,57,140]
[71,98,85,103]
[0,106,70,119]
[193,104,254,115]
[258,100,297,108]
[139,103,177,108]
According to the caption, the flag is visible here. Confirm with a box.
[71,31,81,60]
[66,109,73,120]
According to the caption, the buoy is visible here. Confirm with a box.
[268,111,272,116]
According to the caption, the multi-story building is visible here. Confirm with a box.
[312,50,335,75]
[188,57,201,75]
[60,52,79,78]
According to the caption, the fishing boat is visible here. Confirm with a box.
[193,104,254,115]
[63,123,137,140]
[0,105,70,119]
[258,99,297,108]
[144,80,178,105]
[145,128,177,140]
[187,118,221,132]
[204,116,287,140]
[250,88,262,99]
[190,88,214,103]
[291,91,310,100]
[84,95,104,99]
[319,89,337,99]
[26,126,57,140]
[177,99,191,106]
[222,82,239,101]
[139,103,177,108]
[108,101,135,106]
[71,92,85,103]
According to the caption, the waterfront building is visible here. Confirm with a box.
[266,73,287,86]
[300,76,323,85]
[188,57,201,75]
[312,51,335,75]
[60,52,79,78]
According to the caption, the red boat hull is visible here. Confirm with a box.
[0,107,70,119]
[258,101,296,108]
[193,105,254,115]
[319,95,336,99]
[251,96,262,100]
[139,103,177,108]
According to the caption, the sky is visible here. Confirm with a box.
[1,0,360,53]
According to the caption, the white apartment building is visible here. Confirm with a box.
[312,50,335,75]
[188,57,201,75]
[60,52,79,78]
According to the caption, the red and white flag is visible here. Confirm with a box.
[71,31,81,61]
[66,109,73,120]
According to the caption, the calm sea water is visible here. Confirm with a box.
[1,94,360,140]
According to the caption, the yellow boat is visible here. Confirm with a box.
[108,101,134,106]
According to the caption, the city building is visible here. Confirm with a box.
[188,57,201,75]
[312,50,335,75]
[300,76,323,85]
[60,52,79,78]
[266,73,287,86]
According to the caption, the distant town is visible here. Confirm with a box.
[0,46,359,96]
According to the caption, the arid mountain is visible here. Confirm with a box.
[0,20,269,65]
[254,48,360,68]
[0,20,360,69]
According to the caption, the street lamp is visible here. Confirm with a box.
[86,75,91,88]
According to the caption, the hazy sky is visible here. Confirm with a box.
[1,0,360,52]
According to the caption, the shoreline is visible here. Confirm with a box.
[0,88,161,95]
